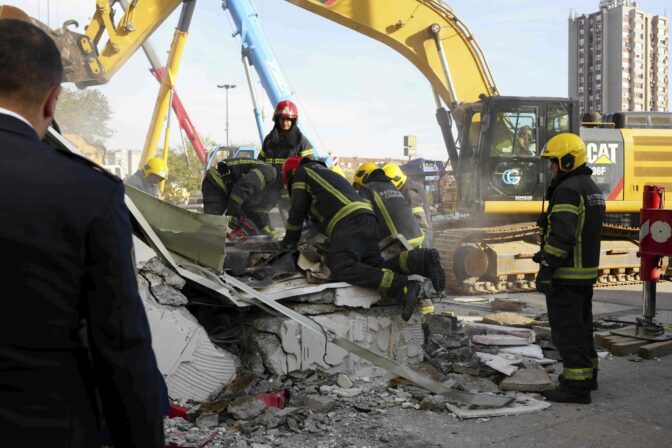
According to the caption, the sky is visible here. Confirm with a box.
[10,0,672,161]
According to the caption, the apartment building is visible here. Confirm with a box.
[569,0,669,115]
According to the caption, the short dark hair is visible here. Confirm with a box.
[0,19,63,106]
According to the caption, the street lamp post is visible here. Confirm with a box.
[217,83,237,146]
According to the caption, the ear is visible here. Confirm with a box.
[42,85,62,121]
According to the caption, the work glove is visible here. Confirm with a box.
[535,266,555,296]
[532,251,543,264]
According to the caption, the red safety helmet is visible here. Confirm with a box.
[274,100,299,121]
[282,155,302,186]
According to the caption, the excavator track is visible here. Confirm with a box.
[434,222,643,295]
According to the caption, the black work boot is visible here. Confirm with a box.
[398,281,421,322]
[544,378,591,404]
[404,249,446,292]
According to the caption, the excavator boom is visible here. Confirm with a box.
[285,0,498,107]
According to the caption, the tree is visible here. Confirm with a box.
[55,88,114,145]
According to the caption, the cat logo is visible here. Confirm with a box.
[586,142,617,165]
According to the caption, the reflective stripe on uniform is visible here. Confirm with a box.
[562,367,594,381]
[230,193,243,204]
[326,202,373,236]
[307,169,350,205]
[271,157,287,166]
[407,234,425,248]
[259,149,266,158]
[551,204,580,214]
[372,191,398,236]
[250,168,266,190]
[411,206,425,215]
[399,251,411,274]
[378,269,394,292]
[286,223,302,231]
[420,304,435,315]
[553,266,599,280]
[208,169,229,193]
[292,181,307,192]
[299,148,314,157]
[544,243,568,258]
[227,159,265,166]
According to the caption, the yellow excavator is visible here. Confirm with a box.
[6,0,671,293]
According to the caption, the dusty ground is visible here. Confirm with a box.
[272,284,672,448]
[165,283,672,448]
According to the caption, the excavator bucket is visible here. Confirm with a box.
[0,5,104,86]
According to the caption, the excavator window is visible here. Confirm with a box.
[546,103,571,140]
[485,106,541,199]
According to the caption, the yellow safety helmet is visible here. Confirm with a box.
[540,133,587,172]
[330,165,346,179]
[142,157,168,179]
[352,162,377,189]
[382,163,407,188]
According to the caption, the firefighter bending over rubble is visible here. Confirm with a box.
[201,158,281,238]
[354,163,444,334]
[280,156,444,321]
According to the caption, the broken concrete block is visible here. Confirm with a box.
[195,413,219,430]
[139,276,239,401]
[252,308,423,378]
[472,335,531,346]
[303,394,335,412]
[499,367,553,392]
[475,352,519,376]
[532,325,552,340]
[445,392,550,419]
[333,286,381,308]
[142,257,186,289]
[336,374,353,389]
[228,396,266,420]
[465,323,536,344]
[483,312,535,327]
[133,236,158,266]
[500,344,544,359]
[332,387,362,398]
[448,373,499,393]
[490,298,526,312]
[150,283,189,306]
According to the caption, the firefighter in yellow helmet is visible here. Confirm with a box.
[351,162,378,190]
[124,157,167,197]
[383,163,433,248]
[534,133,605,404]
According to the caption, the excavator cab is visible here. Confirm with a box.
[455,96,579,214]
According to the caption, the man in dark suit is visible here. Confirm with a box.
[0,19,165,447]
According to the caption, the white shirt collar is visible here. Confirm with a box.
[0,107,34,130]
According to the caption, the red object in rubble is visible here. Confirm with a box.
[257,389,290,409]
[168,403,189,419]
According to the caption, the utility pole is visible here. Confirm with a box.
[217,83,237,146]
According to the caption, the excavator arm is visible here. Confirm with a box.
[285,0,498,107]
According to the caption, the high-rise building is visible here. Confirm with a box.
[569,0,669,115]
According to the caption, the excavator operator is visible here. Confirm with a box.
[281,156,436,321]
[534,133,605,404]
[354,163,445,330]
[383,163,433,248]
[201,158,281,238]
[124,156,167,197]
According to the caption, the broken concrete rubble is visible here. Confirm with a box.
[499,367,553,392]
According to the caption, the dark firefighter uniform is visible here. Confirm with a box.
[359,169,440,316]
[201,158,280,232]
[259,126,314,170]
[358,169,425,249]
[535,133,605,403]
[282,159,422,313]
[400,178,433,248]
